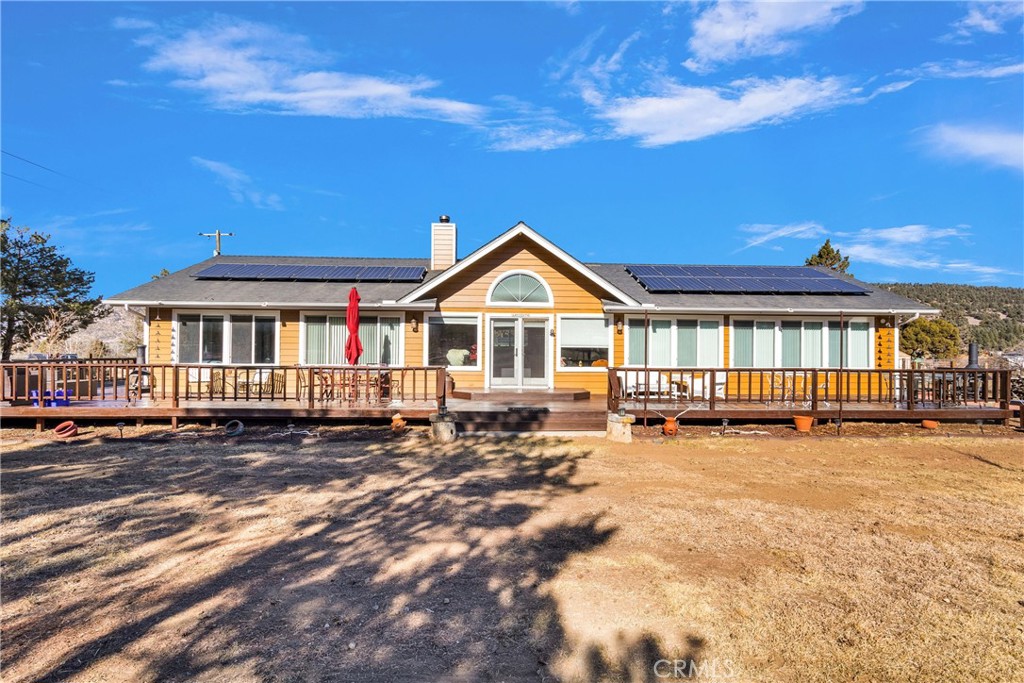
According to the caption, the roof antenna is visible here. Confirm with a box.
[198,229,235,256]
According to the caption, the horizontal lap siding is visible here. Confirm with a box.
[434,236,609,391]
[147,308,174,364]
[279,310,300,365]
[876,316,895,369]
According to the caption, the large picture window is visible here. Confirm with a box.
[427,315,480,368]
[303,315,400,365]
[177,313,277,364]
[558,317,610,368]
[627,318,721,366]
[733,319,872,369]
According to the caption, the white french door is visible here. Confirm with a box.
[489,317,549,388]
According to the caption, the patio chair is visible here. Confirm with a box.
[691,375,726,401]
[260,371,286,397]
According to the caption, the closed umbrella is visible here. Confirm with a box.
[345,287,363,365]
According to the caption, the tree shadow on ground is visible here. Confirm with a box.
[2,431,703,682]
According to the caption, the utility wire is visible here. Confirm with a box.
[1,171,51,189]
[2,150,73,178]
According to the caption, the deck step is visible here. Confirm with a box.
[454,409,606,432]
[450,388,591,401]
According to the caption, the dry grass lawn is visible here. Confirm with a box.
[2,425,1022,682]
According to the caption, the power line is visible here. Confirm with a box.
[1,171,51,189]
[1,150,73,178]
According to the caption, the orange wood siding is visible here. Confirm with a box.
[875,316,896,369]
[146,308,174,364]
[722,315,731,368]
[403,312,425,366]
[279,310,300,365]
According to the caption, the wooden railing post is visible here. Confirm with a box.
[172,367,180,408]
[810,369,819,411]
[709,369,717,411]
[608,367,620,413]
[436,369,447,410]
[906,370,915,412]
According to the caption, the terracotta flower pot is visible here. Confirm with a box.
[793,415,814,433]
[53,421,78,438]
[921,419,939,430]
[662,417,678,437]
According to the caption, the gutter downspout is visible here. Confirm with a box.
[643,309,649,428]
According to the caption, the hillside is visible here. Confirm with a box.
[875,283,1024,352]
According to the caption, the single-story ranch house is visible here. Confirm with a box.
[105,217,940,400]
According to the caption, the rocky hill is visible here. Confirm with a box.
[875,283,1024,352]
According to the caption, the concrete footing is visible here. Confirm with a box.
[429,412,457,443]
[606,412,635,443]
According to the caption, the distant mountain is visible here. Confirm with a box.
[875,283,1024,352]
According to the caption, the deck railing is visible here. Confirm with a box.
[1,362,448,408]
[607,366,1012,414]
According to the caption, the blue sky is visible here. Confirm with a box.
[2,1,1022,298]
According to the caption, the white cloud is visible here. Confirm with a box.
[136,17,484,125]
[838,225,1011,277]
[112,17,157,31]
[737,221,827,251]
[600,75,849,146]
[191,157,283,210]
[926,124,1024,172]
[946,2,1024,41]
[903,59,1024,80]
[684,1,863,72]
[486,96,585,152]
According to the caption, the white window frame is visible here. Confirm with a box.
[172,309,281,366]
[623,316,724,367]
[824,318,875,370]
[485,269,554,308]
[484,313,554,389]
[423,313,483,372]
[556,314,614,373]
[298,311,406,366]
[728,317,875,369]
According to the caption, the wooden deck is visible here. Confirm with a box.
[1,362,1014,432]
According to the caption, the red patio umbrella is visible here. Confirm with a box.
[345,287,363,366]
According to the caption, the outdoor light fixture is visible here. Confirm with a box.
[616,319,624,334]
[411,318,419,333]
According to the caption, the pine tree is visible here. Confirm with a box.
[805,239,851,275]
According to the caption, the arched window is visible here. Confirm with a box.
[488,272,551,304]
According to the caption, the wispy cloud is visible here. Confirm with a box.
[129,16,485,125]
[112,17,157,31]
[897,58,1024,80]
[684,1,863,73]
[598,75,850,147]
[943,1,1024,42]
[925,124,1024,172]
[191,157,284,210]
[741,219,1010,277]
[485,96,585,152]
[737,221,827,251]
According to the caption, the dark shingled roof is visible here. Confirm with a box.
[106,255,437,307]
[106,253,937,313]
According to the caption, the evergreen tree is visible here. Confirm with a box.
[1,218,106,361]
[900,317,961,359]
[805,239,851,275]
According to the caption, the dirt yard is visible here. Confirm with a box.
[2,424,1022,682]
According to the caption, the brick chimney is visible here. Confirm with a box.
[430,215,457,270]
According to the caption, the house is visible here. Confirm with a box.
[104,217,940,400]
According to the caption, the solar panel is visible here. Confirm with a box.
[625,263,867,294]
[194,263,426,282]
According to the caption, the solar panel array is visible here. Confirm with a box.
[194,263,426,282]
[624,265,867,294]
